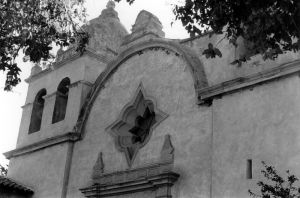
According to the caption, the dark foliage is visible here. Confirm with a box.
[249,161,300,198]
[202,43,222,58]
[0,0,88,90]
[0,164,7,176]
[116,0,300,65]
[2,0,300,90]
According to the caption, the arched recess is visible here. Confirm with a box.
[74,38,208,139]
[29,89,47,134]
[52,77,70,124]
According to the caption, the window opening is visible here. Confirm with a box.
[29,89,47,134]
[52,77,70,123]
[247,159,252,179]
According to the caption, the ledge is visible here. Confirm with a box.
[4,132,80,159]
[80,161,179,198]
[44,80,93,99]
[121,32,161,46]
[69,80,93,88]
[197,59,300,104]
[21,102,33,109]
[21,80,93,107]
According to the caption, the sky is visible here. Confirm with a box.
[0,0,189,165]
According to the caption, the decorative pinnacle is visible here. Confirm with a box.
[106,1,115,9]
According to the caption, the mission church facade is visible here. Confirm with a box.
[3,1,300,198]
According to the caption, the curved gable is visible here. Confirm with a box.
[74,38,208,139]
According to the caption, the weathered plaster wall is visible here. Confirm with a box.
[211,74,300,198]
[182,34,300,86]
[16,56,106,148]
[8,143,69,198]
[66,49,211,198]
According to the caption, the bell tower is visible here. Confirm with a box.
[5,2,128,198]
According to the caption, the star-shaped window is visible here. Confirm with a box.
[108,84,168,167]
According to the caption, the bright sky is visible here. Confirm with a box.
[0,0,188,166]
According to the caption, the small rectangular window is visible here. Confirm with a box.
[247,159,252,179]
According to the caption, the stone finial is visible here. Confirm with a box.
[55,46,65,63]
[57,46,64,56]
[131,10,165,37]
[160,134,174,162]
[100,1,118,19]
[106,0,115,9]
[92,152,104,179]
[30,63,42,76]
[122,10,165,45]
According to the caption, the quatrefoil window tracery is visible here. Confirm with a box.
[108,84,168,167]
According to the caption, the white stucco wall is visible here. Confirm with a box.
[183,34,300,86]
[7,23,300,198]
[16,55,106,148]
[211,74,300,198]
[66,49,212,198]
[8,143,69,198]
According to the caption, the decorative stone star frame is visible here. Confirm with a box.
[107,83,168,167]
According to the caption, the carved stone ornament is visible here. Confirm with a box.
[106,0,115,9]
[80,162,179,198]
[160,134,174,163]
[107,83,168,167]
[131,10,164,37]
[80,134,179,198]
[55,47,77,63]
[92,152,104,179]
[30,63,42,76]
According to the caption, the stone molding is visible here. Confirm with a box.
[107,83,168,167]
[92,152,104,179]
[69,80,93,88]
[54,47,112,68]
[25,49,111,83]
[43,91,58,99]
[21,80,92,106]
[4,132,80,159]
[122,32,160,46]
[160,134,174,162]
[81,133,177,198]
[197,59,300,104]
[80,161,179,198]
[122,10,165,45]
[74,38,208,140]
[25,67,52,83]
[21,102,33,109]
[43,80,93,99]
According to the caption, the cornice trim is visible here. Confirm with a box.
[69,80,93,88]
[80,160,179,198]
[3,132,80,159]
[21,102,33,109]
[22,80,93,106]
[121,32,160,46]
[44,91,56,99]
[25,68,52,83]
[197,59,300,104]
